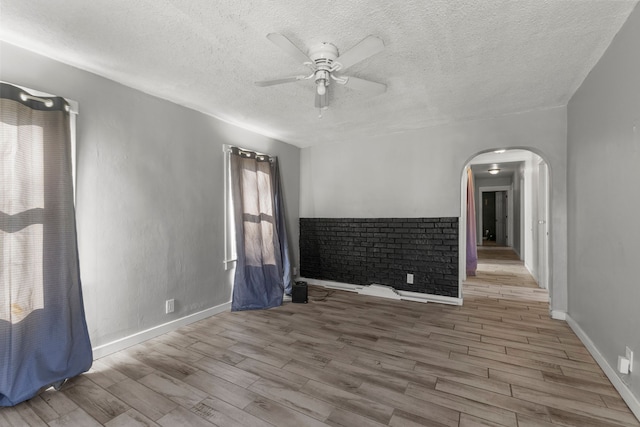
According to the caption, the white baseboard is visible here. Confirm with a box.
[566,314,640,421]
[298,278,463,306]
[298,277,362,292]
[551,310,567,320]
[513,247,522,260]
[92,301,231,360]
[358,284,402,300]
[398,290,462,306]
[525,262,537,282]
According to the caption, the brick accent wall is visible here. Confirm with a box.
[299,218,459,297]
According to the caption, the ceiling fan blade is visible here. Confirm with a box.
[266,33,312,64]
[315,91,329,109]
[255,75,308,87]
[343,76,387,95]
[337,35,384,71]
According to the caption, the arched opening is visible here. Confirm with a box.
[459,149,551,304]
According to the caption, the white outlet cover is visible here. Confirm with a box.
[626,347,634,372]
[618,356,630,374]
[165,299,175,314]
[407,273,414,284]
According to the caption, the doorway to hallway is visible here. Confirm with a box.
[461,149,551,298]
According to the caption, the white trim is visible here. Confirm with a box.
[298,278,361,292]
[459,168,468,300]
[298,278,463,306]
[550,310,566,320]
[398,290,462,306]
[222,144,234,270]
[92,301,231,359]
[566,315,640,421]
[525,262,536,279]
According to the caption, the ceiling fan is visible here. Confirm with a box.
[255,33,387,111]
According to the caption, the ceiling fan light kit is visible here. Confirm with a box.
[255,33,387,113]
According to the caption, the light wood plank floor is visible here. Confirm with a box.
[2,249,639,426]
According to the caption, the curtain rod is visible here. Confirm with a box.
[19,92,74,113]
[222,144,276,161]
[1,81,78,114]
[19,92,54,108]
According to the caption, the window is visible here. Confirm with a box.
[0,83,77,323]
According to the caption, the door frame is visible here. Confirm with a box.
[479,185,513,248]
[536,161,549,289]
[460,149,557,317]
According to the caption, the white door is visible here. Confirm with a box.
[495,191,508,246]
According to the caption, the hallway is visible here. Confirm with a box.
[465,246,545,300]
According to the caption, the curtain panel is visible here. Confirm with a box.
[229,147,291,311]
[271,158,292,296]
[0,83,92,406]
[466,167,478,276]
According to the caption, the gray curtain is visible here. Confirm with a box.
[0,83,92,406]
[229,147,291,311]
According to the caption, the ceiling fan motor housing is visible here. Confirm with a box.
[309,42,338,64]
[309,42,338,93]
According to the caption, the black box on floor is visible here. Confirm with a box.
[292,281,308,303]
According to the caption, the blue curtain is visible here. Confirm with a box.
[0,83,93,406]
[271,158,293,295]
[229,147,291,310]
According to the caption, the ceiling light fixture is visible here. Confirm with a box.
[494,149,506,154]
[488,168,500,175]
[315,69,328,96]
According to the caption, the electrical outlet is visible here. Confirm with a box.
[293,267,298,276]
[407,273,414,284]
[165,299,174,314]
[627,347,634,373]
[618,356,630,374]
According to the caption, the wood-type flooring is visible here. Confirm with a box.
[2,248,638,426]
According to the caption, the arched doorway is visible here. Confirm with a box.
[460,149,551,297]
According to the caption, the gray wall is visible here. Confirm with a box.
[0,42,300,349]
[567,4,640,401]
[300,107,568,315]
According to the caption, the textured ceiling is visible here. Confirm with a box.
[471,161,521,180]
[470,149,536,180]
[1,0,637,147]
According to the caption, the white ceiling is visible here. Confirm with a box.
[469,149,538,180]
[1,1,637,148]
[471,161,521,180]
